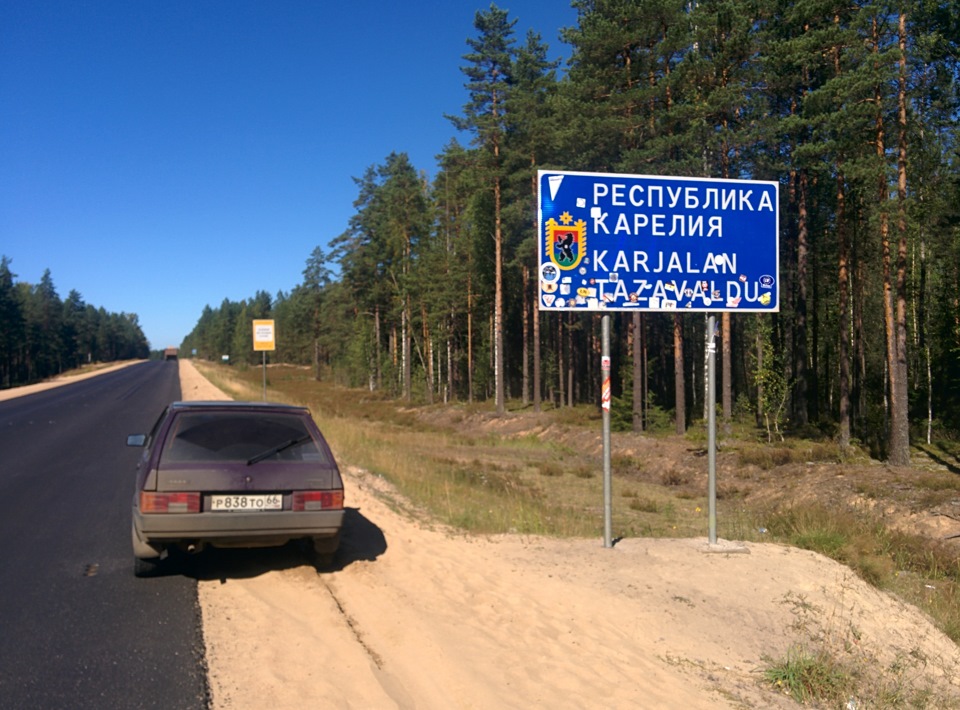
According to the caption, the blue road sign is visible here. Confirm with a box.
[537,170,779,312]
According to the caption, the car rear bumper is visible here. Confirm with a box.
[134,509,344,548]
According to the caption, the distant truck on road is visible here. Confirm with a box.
[163,348,179,361]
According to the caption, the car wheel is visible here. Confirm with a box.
[134,555,162,578]
[305,533,340,567]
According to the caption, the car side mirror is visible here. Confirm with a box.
[127,434,147,447]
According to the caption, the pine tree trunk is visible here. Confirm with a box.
[566,313,574,408]
[891,12,911,464]
[521,263,530,407]
[641,316,648,428]
[374,306,381,391]
[390,324,398,393]
[755,316,764,426]
[533,288,541,413]
[674,314,685,435]
[632,312,643,432]
[489,310,495,400]
[467,276,474,404]
[493,169,505,415]
[919,214,930,442]
[877,16,910,465]
[703,316,710,422]
[402,303,411,402]
[855,256,866,434]
[447,332,453,403]
[423,302,433,405]
[558,316,565,407]
[718,115,732,431]
[837,172,852,448]
[794,170,810,426]
[312,303,320,381]
[531,167,542,413]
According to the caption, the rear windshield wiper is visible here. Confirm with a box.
[246,435,312,466]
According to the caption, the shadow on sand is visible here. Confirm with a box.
[142,507,387,581]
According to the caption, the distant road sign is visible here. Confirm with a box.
[252,320,276,352]
[537,170,779,312]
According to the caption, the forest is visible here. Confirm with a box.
[0,256,151,385]
[180,0,956,462]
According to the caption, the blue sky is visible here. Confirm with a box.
[1,0,577,350]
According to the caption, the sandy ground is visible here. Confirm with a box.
[174,360,960,709]
[6,362,959,707]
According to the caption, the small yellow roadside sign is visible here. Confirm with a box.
[252,320,276,352]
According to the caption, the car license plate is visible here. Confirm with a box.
[210,494,282,512]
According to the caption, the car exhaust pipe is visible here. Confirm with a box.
[186,543,198,554]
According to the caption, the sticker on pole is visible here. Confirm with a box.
[538,170,779,312]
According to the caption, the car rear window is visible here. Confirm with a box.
[160,411,330,464]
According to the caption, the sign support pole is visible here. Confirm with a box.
[602,315,613,548]
[707,314,717,544]
[252,319,276,402]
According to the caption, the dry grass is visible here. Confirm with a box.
[192,361,960,646]
[763,585,957,708]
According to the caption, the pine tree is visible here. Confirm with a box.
[432,140,479,402]
[302,246,334,378]
[505,29,560,412]
[450,4,518,415]
[0,256,24,387]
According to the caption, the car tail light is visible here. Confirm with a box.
[140,492,201,513]
[292,490,344,511]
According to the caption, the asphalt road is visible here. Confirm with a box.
[0,361,209,709]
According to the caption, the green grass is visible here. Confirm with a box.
[763,647,851,705]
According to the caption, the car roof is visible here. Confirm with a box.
[169,400,310,415]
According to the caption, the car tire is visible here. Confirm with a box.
[132,520,168,577]
[134,555,162,578]
[305,533,340,567]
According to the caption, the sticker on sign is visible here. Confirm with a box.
[537,170,779,313]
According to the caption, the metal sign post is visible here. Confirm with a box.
[537,170,779,546]
[601,317,612,548]
[252,320,276,402]
[707,315,718,544]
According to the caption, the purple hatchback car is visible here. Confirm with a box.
[127,401,344,576]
